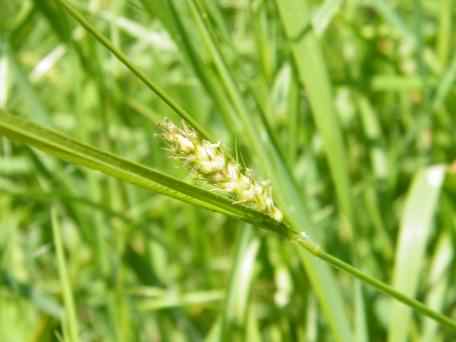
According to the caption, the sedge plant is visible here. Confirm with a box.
[1,0,456,341]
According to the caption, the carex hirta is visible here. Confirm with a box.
[158,119,283,222]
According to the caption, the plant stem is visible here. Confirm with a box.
[54,0,211,140]
[290,232,456,330]
[20,1,456,332]
[51,208,80,342]
[2,107,454,330]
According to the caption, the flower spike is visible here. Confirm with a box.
[158,119,283,222]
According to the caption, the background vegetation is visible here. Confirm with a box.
[1,0,456,341]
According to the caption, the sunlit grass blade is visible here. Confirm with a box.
[388,166,446,342]
[354,281,368,342]
[0,43,10,109]
[51,208,80,342]
[221,227,259,340]
[53,7,352,339]
[422,234,453,342]
[0,111,282,231]
[136,288,224,311]
[311,0,343,36]
[183,1,353,339]
[5,0,456,340]
[152,4,274,339]
[275,0,354,237]
[432,51,456,109]
[296,248,352,341]
[1,111,455,331]
[295,235,456,330]
[164,1,242,134]
[54,0,211,140]
[437,0,452,67]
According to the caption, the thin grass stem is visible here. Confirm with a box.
[54,0,211,140]
[289,232,456,331]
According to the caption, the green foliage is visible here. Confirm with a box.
[0,0,456,341]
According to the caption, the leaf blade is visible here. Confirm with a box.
[388,166,446,342]
[0,111,281,230]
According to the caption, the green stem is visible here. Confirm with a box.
[20,3,456,330]
[437,0,452,68]
[54,0,211,140]
[0,107,454,330]
[290,232,456,330]
[51,208,80,342]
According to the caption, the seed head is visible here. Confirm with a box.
[158,119,283,222]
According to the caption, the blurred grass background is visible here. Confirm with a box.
[1,0,456,341]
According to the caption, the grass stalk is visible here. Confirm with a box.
[51,208,80,342]
[54,0,211,140]
[1,112,455,331]
[290,234,456,330]
[5,1,456,339]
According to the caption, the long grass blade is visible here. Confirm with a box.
[422,233,453,342]
[51,208,80,342]
[185,1,353,339]
[275,0,354,236]
[54,0,211,140]
[1,111,455,330]
[221,227,260,340]
[53,9,351,338]
[0,111,281,231]
[388,166,446,342]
